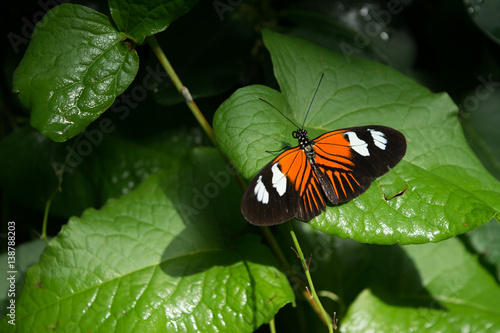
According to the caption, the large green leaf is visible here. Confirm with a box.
[213,29,500,244]
[109,0,200,43]
[0,148,294,332]
[12,4,139,142]
[341,238,500,331]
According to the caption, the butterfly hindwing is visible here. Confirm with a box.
[295,166,328,221]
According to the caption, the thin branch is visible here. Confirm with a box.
[147,36,217,147]
[287,221,333,333]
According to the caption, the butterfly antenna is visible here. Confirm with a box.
[302,73,325,129]
[258,98,300,129]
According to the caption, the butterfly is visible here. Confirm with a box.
[241,75,407,226]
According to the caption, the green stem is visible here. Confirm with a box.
[287,221,333,332]
[146,36,217,147]
[269,317,276,333]
[41,133,81,242]
[262,223,337,324]
[41,190,57,243]
[147,36,249,194]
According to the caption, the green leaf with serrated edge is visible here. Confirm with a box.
[109,0,200,43]
[0,148,293,332]
[12,4,139,142]
[341,238,500,332]
[213,29,500,244]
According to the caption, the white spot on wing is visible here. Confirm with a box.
[271,163,286,196]
[254,176,269,204]
[345,132,369,156]
[369,129,387,150]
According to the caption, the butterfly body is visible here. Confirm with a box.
[241,125,406,226]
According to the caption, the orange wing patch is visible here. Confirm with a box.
[273,147,310,195]
[297,171,327,220]
[313,130,370,202]
[318,162,367,202]
[313,131,355,172]
[273,147,328,220]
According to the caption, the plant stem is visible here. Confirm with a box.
[147,36,249,194]
[269,317,276,333]
[41,190,57,243]
[146,36,217,147]
[41,133,81,242]
[287,221,333,333]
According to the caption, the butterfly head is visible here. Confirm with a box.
[292,129,310,148]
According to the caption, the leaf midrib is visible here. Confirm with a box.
[16,246,225,323]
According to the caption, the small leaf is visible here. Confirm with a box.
[1,148,293,332]
[213,29,500,244]
[12,4,139,142]
[341,238,500,331]
[109,0,200,43]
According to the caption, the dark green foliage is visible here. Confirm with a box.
[2,1,499,332]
